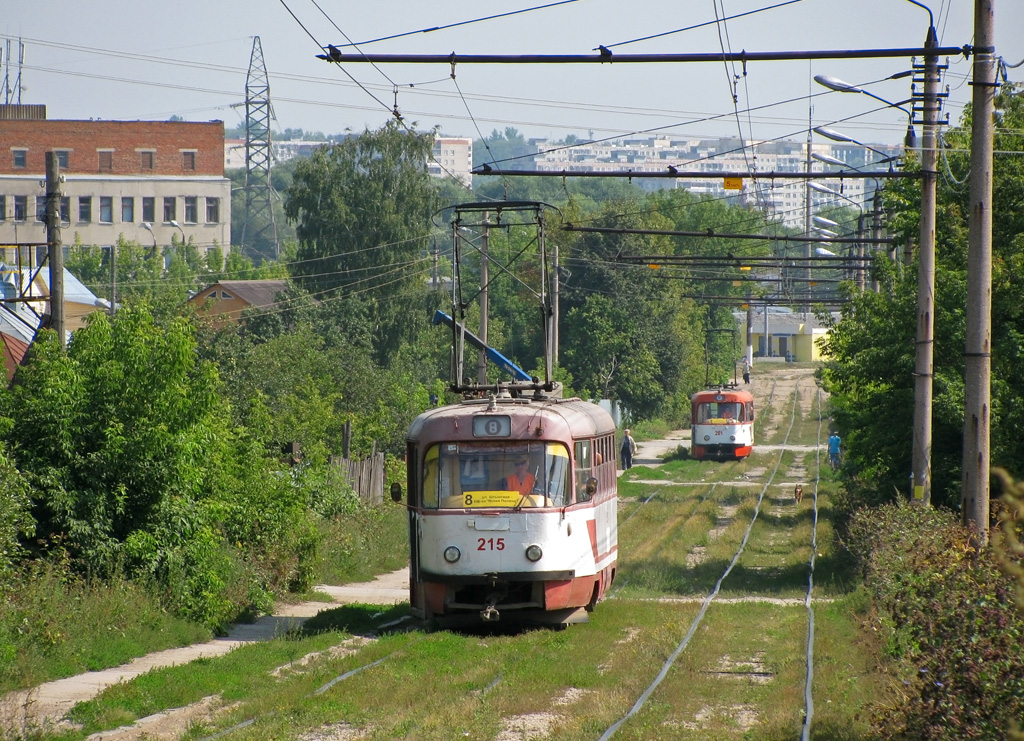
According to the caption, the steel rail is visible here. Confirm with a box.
[599,377,797,739]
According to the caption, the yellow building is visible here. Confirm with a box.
[734,307,837,363]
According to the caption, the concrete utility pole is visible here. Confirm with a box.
[962,0,995,546]
[45,151,65,346]
[911,26,940,506]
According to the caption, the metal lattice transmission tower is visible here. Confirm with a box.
[241,36,279,259]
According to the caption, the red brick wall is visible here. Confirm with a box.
[0,120,224,176]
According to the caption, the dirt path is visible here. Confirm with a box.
[1,569,409,737]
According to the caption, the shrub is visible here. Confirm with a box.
[847,501,1024,739]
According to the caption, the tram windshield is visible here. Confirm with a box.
[421,442,572,509]
[696,401,745,423]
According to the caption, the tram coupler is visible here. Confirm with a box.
[480,605,500,622]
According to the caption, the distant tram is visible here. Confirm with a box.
[396,393,618,627]
[690,385,755,461]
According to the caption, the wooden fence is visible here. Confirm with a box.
[329,452,385,505]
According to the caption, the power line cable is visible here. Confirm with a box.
[336,0,584,48]
[274,0,392,114]
[597,0,807,51]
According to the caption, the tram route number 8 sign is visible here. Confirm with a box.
[473,415,511,437]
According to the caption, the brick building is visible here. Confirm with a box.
[0,106,231,262]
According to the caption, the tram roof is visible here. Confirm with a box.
[691,386,754,402]
[407,396,616,442]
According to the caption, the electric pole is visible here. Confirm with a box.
[477,215,490,385]
[962,0,995,546]
[45,151,65,347]
[911,26,941,506]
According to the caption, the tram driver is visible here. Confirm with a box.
[505,456,537,496]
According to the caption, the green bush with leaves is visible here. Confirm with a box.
[847,501,1024,739]
[0,309,320,629]
[0,443,33,592]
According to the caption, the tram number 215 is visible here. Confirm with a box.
[478,538,506,551]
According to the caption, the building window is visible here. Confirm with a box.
[36,196,47,222]
[182,151,196,170]
[206,197,220,224]
[56,150,70,168]
[142,196,155,222]
[140,151,154,170]
[99,196,113,223]
[79,196,92,222]
[121,197,134,223]
[13,150,27,168]
[98,150,113,172]
[14,196,27,221]
[184,196,198,224]
[60,197,70,223]
[163,197,176,223]
[0,195,5,221]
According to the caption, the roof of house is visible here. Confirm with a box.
[195,280,291,308]
[1,331,29,382]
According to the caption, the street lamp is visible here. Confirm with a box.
[807,181,863,209]
[140,221,157,246]
[813,215,840,229]
[812,126,902,168]
[814,74,918,150]
[168,219,186,244]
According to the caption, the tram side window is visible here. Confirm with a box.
[575,440,592,502]
[421,444,463,508]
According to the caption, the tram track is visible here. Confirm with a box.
[198,368,829,741]
[598,370,807,739]
[20,366,853,740]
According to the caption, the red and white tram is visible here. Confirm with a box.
[690,385,755,461]
[395,393,618,626]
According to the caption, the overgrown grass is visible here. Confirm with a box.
[0,560,211,696]
[307,502,409,587]
[0,502,410,699]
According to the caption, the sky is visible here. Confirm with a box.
[3,0,1022,152]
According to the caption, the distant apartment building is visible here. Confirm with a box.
[0,106,231,261]
[430,137,473,187]
[224,138,246,169]
[531,135,900,228]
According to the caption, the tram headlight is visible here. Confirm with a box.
[525,544,543,562]
[443,546,461,563]
[730,435,736,441]
[703,435,710,442]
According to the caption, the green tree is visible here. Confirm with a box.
[0,309,318,626]
[819,83,1024,508]
[474,127,533,171]
[284,121,443,362]
[0,443,33,591]
[557,199,704,421]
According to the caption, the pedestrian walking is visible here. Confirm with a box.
[620,429,637,470]
[742,358,750,384]
[828,431,842,471]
